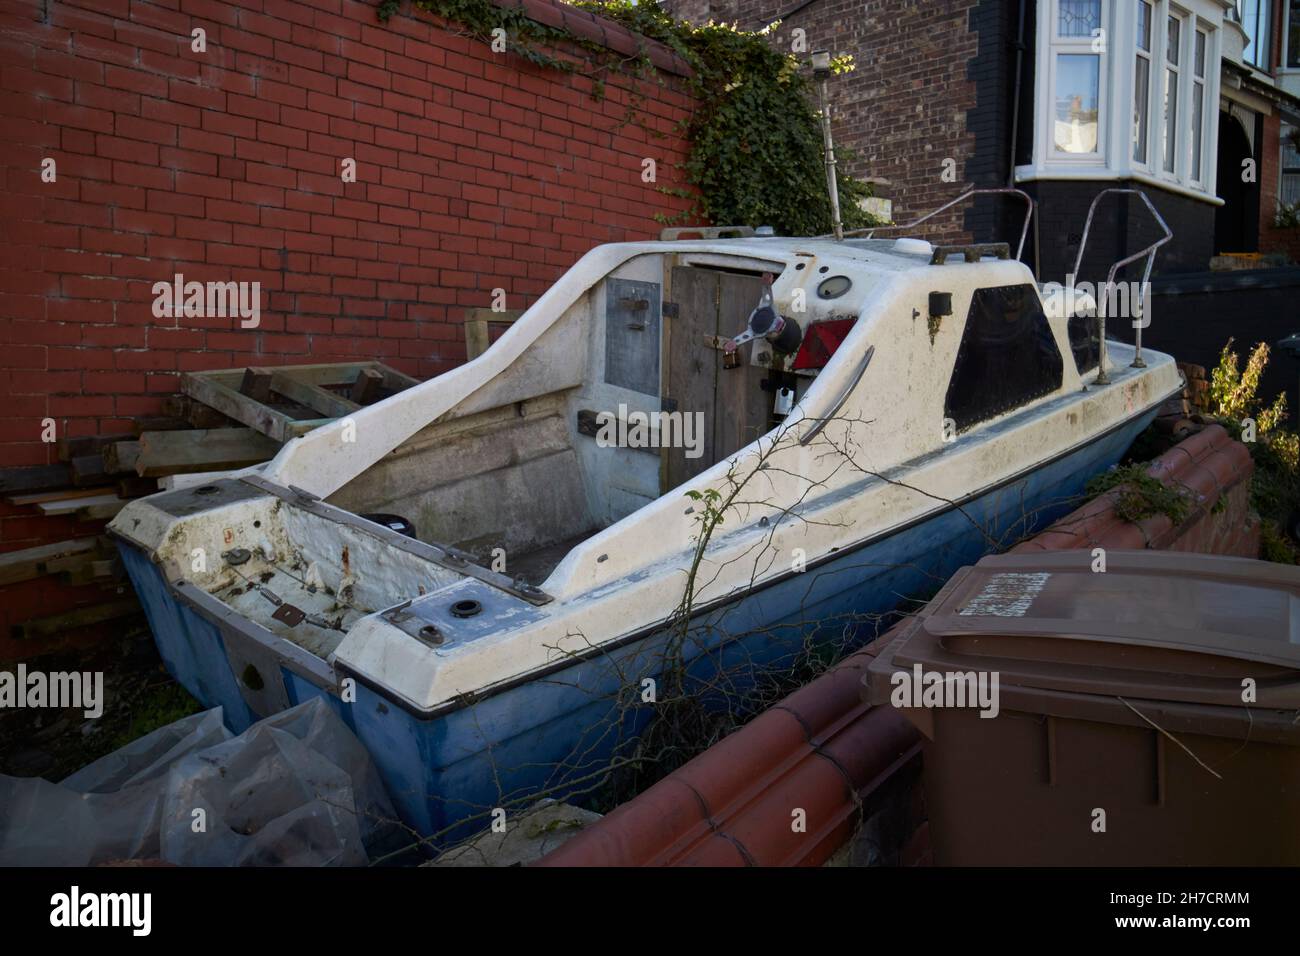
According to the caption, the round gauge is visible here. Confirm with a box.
[817,275,852,300]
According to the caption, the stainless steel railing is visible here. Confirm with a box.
[828,186,1036,263]
[1070,188,1173,385]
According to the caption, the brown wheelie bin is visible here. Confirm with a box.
[865,550,1300,865]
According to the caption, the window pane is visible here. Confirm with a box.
[1055,54,1101,153]
[1284,174,1300,207]
[1242,0,1273,69]
[1284,124,1300,169]
[1289,0,1300,69]
[1192,81,1204,181]
[943,285,1064,433]
[1167,16,1181,65]
[1134,56,1151,163]
[1138,2,1153,51]
[1283,123,1300,205]
[1059,0,1102,37]
[1163,68,1179,173]
[1195,30,1207,77]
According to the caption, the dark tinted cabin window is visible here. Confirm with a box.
[1067,312,1100,374]
[944,284,1064,432]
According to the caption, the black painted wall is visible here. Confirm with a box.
[960,0,1215,280]
[964,0,1024,246]
[1022,179,1216,283]
[1112,270,1300,419]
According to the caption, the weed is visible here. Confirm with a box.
[1086,464,1193,525]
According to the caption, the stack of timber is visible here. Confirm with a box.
[1,361,419,642]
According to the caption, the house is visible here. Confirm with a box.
[663,0,1300,279]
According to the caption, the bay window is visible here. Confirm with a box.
[1022,0,1223,203]
[1051,0,1106,156]
[1288,0,1300,68]
[1135,2,1153,163]
[1239,0,1273,71]
[1162,14,1182,174]
[1283,123,1300,206]
[1192,30,1208,183]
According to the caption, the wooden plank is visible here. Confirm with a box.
[714,271,773,460]
[269,370,359,418]
[38,493,121,515]
[130,416,190,434]
[58,556,119,586]
[103,440,141,475]
[165,395,233,428]
[666,266,720,489]
[195,362,378,388]
[76,498,128,521]
[181,372,298,440]
[0,538,100,587]
[465,309,524,360]
[183,362,419,441]
[377,365,419,392]
[158,470,233,491]
[349,367,384,405]
[11,598,141,641]
[240,367,273,402]
[135,428,279,477]
[0,464,73,495]
[115,476,158,499]
[70,454,111,488]
[283,417,339,438]
[6,487,106,507]
[659,253,677,495]
[56,432,134,462]
[187,404,234,429]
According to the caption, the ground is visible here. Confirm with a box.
[0,625,199,781]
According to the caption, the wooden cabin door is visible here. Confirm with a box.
[663,267,772,491]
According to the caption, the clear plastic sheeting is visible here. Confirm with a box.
[0,698,403,867]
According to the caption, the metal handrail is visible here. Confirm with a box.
[823,187,1036,262]
[1070,188,1172,385]
[800,344,875,445]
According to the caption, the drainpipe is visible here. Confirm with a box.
[812,49,844,241]
[1008,0,1040,278]
[1007,0,1026,189]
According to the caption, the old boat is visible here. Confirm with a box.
[111,189,1181,843]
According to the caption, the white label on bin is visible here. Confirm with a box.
[959,572,1050,617]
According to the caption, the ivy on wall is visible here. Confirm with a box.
[377,0,877,236]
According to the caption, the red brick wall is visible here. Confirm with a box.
[1259,111,1300,261]
[662,0,982,242]
[0,0,696,650]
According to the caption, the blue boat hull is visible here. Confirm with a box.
[118,411,1153,846]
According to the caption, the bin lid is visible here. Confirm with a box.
[895,550,1300,709]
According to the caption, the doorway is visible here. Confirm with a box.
[663,267,773,490]
[1214,111,1261,254]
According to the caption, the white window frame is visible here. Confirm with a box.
[1134,0,1156,167]
[1282,121,1300,206]
[1046,0,1110,163]
[1190,27,1210,185]
[1018,0,1224,206]
[1284,0,1300,70]
[1159,8,1186,178]
[1239,0,1274,72]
